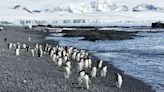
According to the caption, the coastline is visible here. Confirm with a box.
[0,26,155,92]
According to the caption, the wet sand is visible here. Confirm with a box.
[0,26,155,92]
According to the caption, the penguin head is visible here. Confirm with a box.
[80,59,84,62]
[64,46,68,51]
[114,72,118,80]
[66,60,70,63]
[84,73,89,77]
[104,66,107,70]
[79,70,85,75]
[92,66,96,69]
[114,72,118,76]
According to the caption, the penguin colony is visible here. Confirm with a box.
[7,38,123,90]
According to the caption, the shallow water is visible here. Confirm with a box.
[46,31,164,92]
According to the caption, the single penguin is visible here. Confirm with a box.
[16,48,20,56]
[77,60,84,71]
[78,71,85,84]
[64,66,71,79]
[81,73,91,89]
[91,66,97,77]
[98,60,103,68]
[31,49,35,57]
[115,73,123,88]
[101,66,107,77]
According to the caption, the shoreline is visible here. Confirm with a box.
[0,26,155,92]
[45,28,156,92]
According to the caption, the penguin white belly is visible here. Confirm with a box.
[57,58,63,67]
[16,49,20,56]
[64,67,71,79]
[78,62,84,71]
[118,75,123,88]
[91,67,97,77]
[31,49,35,57]
[81,75,90,89]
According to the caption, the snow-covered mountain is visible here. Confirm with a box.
[30,0,121,13]
[31,0,163,13]
[0,0,164,26]
[40,6,73,13]
[34,0,128,13]
[13,5,33,13]
[96,0,118,12]
[115,5,129,11]
[133,3,157,11]
[3,0,164,14]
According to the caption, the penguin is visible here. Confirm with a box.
[78,71,85,84]
[52,54,57,63]
[77,60,84,72]
[91,66,97,77]
[62,50,66,57]
[68,46,73,54]
[81,74,91,89]
[0,27,3,31]
[47,46,52,53]
[101,66,107,77]
[76,53,81,62]
[88,58,92,68]
[98,60,103,68]
[50,49,54,57]
[8,42,12,49]
[115,73,123,88]
[38,45,43,57]
[67,52,71,57]
[66,61,71,68]
[44,43,49,53]
[52,46,56,52]
[31,49,35,57]
[63,55,68,63]
[80,52,85,58]
[22,44,26,49]
[13,43,16,49]
[17,44,21,49]
[58,50,62,57]
[57,57,63,67]
[64,46,67,50]
[72,51,77,60]
[35,43,39,50]
[58,46,61,51]
[60,46,64,51]
[64,66,71,79]
[16,48,20,56]
[26,45,30,51]
[84,52,89,58]
[84,59,89,69]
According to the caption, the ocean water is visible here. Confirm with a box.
[46,31,164,92]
